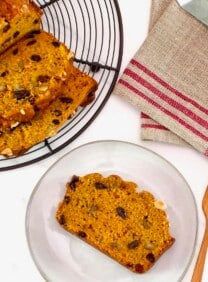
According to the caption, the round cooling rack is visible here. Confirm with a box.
[0,0,123,171]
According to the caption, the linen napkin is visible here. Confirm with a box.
[149,0,172,29]
[114,0,208,156]
[141,0,187,146]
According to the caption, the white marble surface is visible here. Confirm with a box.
[0,1,207,281]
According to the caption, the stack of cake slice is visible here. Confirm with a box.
[0,0,98,157]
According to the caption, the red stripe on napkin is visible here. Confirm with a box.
[131,59,208,115]
[141,113,169,130]
[141,124,169,130]
[124,68,208,129]
[119,78,208,142]
[141,113,150,118]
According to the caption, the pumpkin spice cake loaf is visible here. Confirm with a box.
[56,173,175,274]
[0,0,42,54]
[0,65,97,156]
[0,29,74,128]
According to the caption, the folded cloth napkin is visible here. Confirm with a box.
[114,0,208,156]
[141,0,187,146]
[140,0,187,145]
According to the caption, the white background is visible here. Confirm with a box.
[0,1,207,281]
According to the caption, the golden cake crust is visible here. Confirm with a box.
[56,173,175,273]
[0,30,74,128]
[0,66,97,156]
[0,0,42,53]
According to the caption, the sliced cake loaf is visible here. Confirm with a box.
[56,173,175,273]
[0,65,97,156]
[0,30,74,128]
[0,0,42,54]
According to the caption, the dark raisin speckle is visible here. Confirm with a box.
[30,54,41,62]
[126,263,133,268]
[0,131,3,136]
[32,29,41,34]
[60,97,73,104]
[14,89,30,100]
[127,240,140,249]
[68,175,79,191]
[58,214,66,225]
[0,71,9,77]
[52,119,60,125]
[116,207,127,219]
[13,31,20,38]
[27,39,37,46]
[12,48,18,55]
[146,253,155,263]
[37,75,50,83]
[52,41,60,47]
[25,33,35,39]
[30,30,41,35]
[95,182,107,189]
[33,19,39,24]
[135,264,144,273]
[78,231,87,238]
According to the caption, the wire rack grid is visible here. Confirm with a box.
[0,0,123,171]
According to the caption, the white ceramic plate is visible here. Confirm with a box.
[25,140,198,282]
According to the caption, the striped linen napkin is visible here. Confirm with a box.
[114,0,208,156]
[141,0,187,146]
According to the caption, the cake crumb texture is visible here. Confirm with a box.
[56,173,175,273]
[0,30,74,128]
[0,66,97,156]
[0,0,42,54]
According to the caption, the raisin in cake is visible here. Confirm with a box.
[0,30,74,128]
[0,66,97,156]
[0,0,42,54]
[56,173,175,273]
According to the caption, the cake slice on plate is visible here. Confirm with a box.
[56,173,175,273]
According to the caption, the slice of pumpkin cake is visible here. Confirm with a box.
[56,173,175,273]
[0,65,97,156]
[0,30,74,129]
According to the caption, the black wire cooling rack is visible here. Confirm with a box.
[0,0,123,171]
